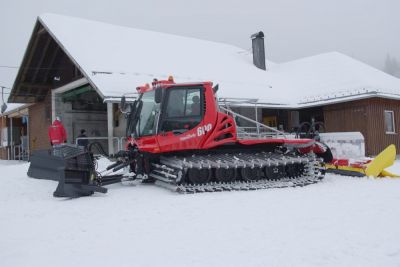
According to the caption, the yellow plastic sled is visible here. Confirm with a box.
[326,144,399,178]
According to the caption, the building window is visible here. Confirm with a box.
[384,110,395,134]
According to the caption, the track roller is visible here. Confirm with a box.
[264,165,286,180]
[240,167,262,181]
[294,163,305,177]
[187,168,211,184]
[285,164,297,177]
[214,167,237,182]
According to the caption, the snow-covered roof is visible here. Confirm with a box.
[39,13,277,103]
[0,103,29,116]
[31,14,400,108]
[267,52,400,107]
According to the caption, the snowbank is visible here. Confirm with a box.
[1,160,400,267]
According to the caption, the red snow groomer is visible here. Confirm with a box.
[29,78,332,197]
[117,78,332,192]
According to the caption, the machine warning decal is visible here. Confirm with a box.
[197,123,212,136]
[180,134,196,141]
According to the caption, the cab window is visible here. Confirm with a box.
[161,87,203,133]
[136,90,159,136]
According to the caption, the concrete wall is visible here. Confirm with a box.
[0,117,4,145]
[29,95,52,151]
[0,117,6,159]
[54,93,108,147]
[27,91,110,153]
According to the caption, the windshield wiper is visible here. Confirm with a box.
[126,97,143,138]
[130,100,143,138]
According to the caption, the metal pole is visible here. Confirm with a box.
[255,104,260,135]
[107,102,114,155]
[117,137,121,152]
[219,106,286,137]
[27,116,30,161]
[51,91,56,123]
[10,117,13,160]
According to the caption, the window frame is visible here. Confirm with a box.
[159,86,204,133]
[136,90,160,137]
[384,110,396,134]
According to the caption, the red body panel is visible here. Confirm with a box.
[133,135,160,153]
[129,80,317,154]
[238,138,314,146]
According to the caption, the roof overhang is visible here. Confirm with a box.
[8,18,89,103]
[11,13,400,111]
[297,91,400,109]
[0,104,32,117]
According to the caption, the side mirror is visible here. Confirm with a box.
[213,84,219,93]
[124,102,134,119]
[120,96,127,111]
[155,88,162,104]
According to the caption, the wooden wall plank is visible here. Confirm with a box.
[323,98,400,156]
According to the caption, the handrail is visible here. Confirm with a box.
[75,137,122,153]
[219,106,286,138]
[75,137,120,151]
[13,145,21,161]
[6,144,29,161]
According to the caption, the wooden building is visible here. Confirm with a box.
[0,104,30,160]
[235,96,400,156]
[323,98,400,155]
[5,13,400,159]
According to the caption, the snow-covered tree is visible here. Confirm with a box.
[384,54,400,78]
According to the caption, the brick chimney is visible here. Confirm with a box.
[250,31,266,70]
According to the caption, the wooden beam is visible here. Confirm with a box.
[12,95,36,103]
[20,83,51,89]
[25,86,33,102]
[30,33,52,83]
[21,26,42,82]
[42,45,60,83]
[37,26,46,35]
[9,21,46,103]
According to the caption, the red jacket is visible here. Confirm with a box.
[48,120,67,145]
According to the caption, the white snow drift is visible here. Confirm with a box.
[1,160,400,267]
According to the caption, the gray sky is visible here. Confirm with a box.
[0,0,399,89]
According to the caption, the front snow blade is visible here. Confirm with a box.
[27,144,108,198]
[53,167,107,198]
[28,150,65,181]
[51,146,107,198]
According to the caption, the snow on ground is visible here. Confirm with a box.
[1,160,400,267]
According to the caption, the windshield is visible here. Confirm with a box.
[135,90,159,137]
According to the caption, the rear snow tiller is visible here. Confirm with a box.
[29,78,332,198]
